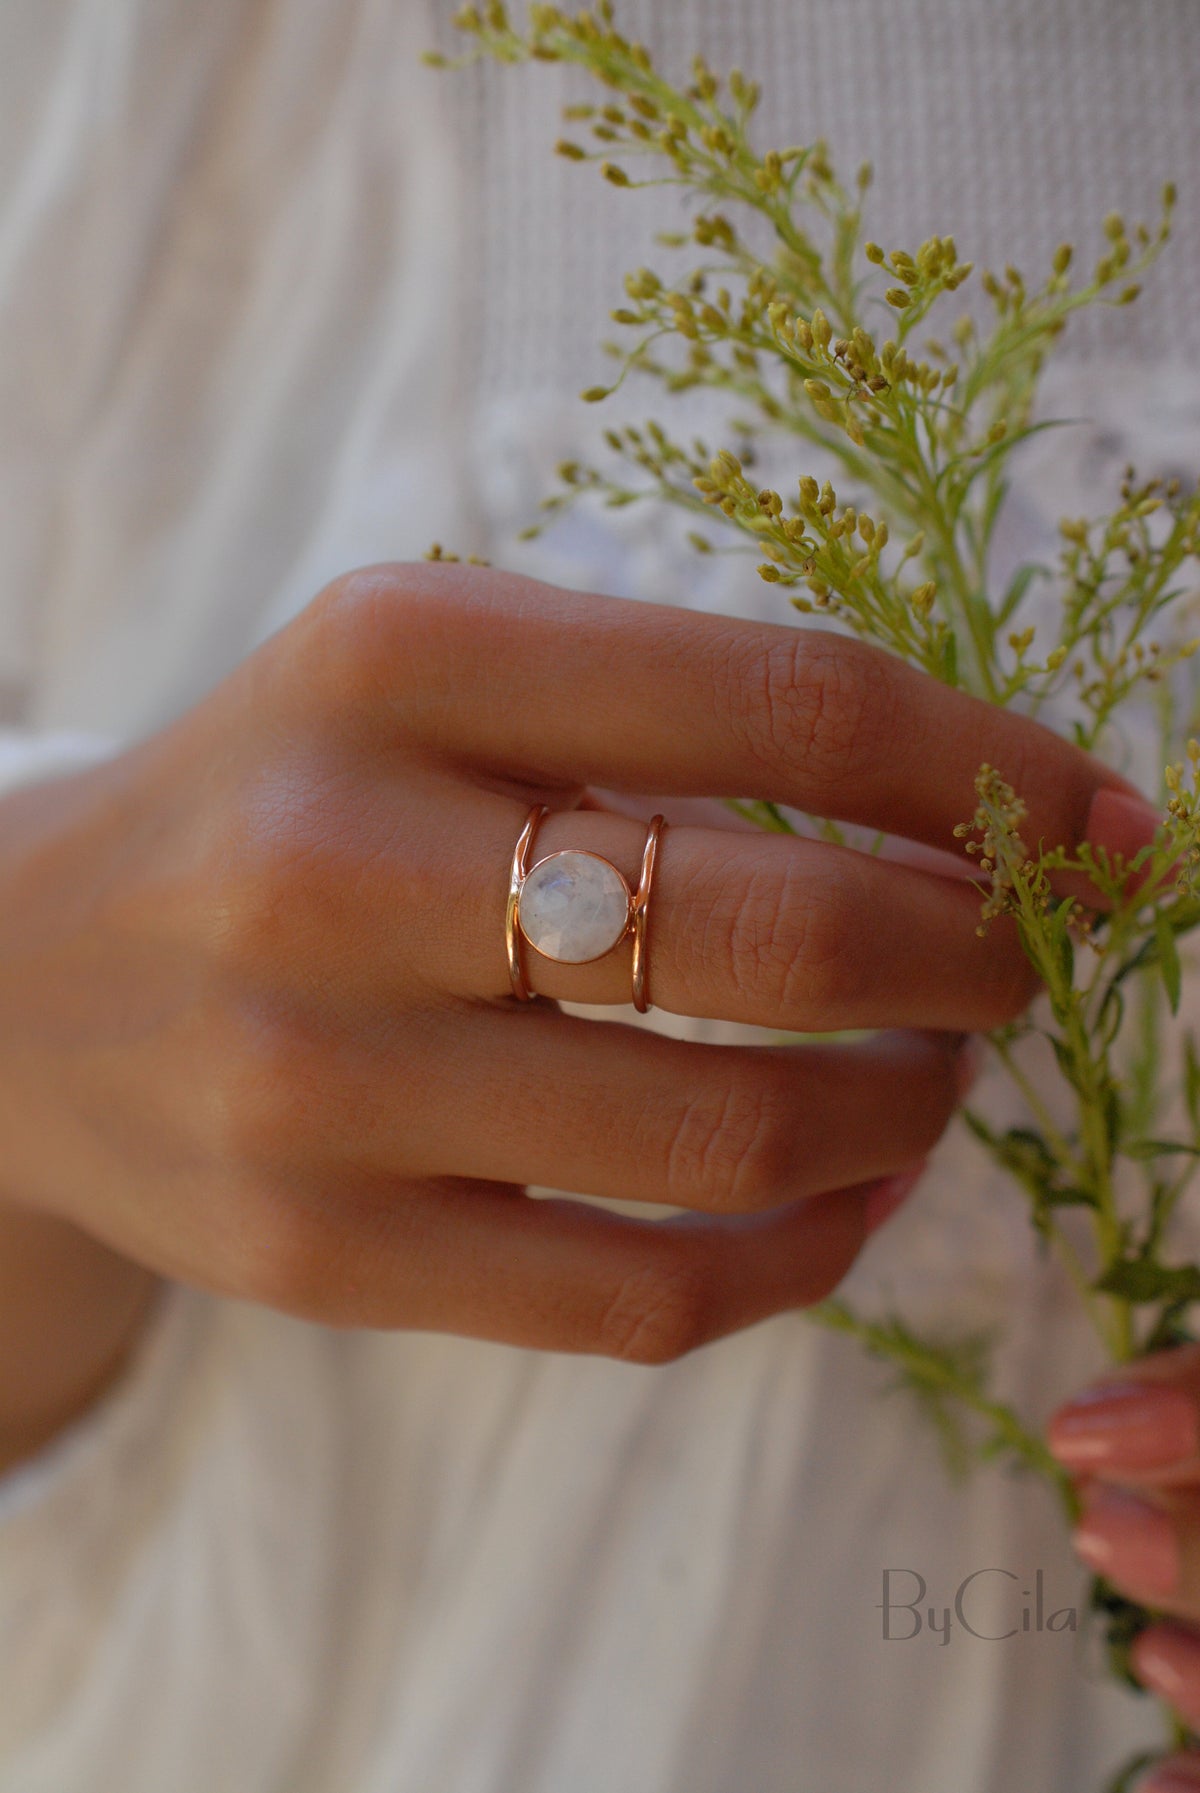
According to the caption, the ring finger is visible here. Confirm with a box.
[414,787,1036,1031]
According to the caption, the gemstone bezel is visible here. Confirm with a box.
[516,848,635,965]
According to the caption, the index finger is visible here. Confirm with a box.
[310,562,1150,863]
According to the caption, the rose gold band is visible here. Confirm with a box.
[631,813,665,1014]
[505,803,549,1002]
[505,803,667,1011]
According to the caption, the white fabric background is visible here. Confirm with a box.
[1,2,1199,1788]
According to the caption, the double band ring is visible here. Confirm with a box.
[506,804,667,1012]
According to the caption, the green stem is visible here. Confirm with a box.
[988,1036,1082,1172]
[808,1298,1078,1510]
[974,1044,1125,1358]
[1064,1006,1137,1363]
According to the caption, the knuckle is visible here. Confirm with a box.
[296,560,492,717]
[705,851,866,1023]
[662,1070,795,1211]
[734,631,890,792]
[782,870,866,1015]
[299,563,421,677]
[206,1008,324,1176]
[216,769,362,977]
[704,860,799,1012]
[229,1194,332,1313]
[595,1252,714,1364]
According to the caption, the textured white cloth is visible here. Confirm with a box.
[2,2,1200,1788]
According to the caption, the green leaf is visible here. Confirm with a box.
[1157,910,1183,1015]
[1048,900,1075,989]
[1049,1033,1083,1091]
[1185,1031,1200,1133]
[1124,1138,1200,1160]
[1111,897,1200,992]
[970,1117,1098,1216]
[938,626,958,686]
[1096,982,1125,1048]
[1102,1082,1122,1156]
[959,1107,997,1150]
[1087,1574,1159,1705]
[1143,1299,1199,1352]
[1094,1259,1200,1304]
[1003,1124,1053,1158]
[1104,1752,1168,1793]
[1045,1184,1100,1207]
[996,561,1047,626]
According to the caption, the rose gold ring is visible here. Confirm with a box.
[505,804,666,1013]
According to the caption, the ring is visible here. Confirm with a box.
[506,804,666,1013]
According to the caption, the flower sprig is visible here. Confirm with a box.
[433,8,1200,1784]
[431,1,1178,706]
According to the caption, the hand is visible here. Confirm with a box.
[1049,1350,1200,1791]
[0,562,1154,1362]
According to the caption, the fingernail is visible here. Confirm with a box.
[1071,1485,1178,1598]
[1085,787,1162,858]
[863,1165,925,1235]
[1047,1380,1198,1471]
[955,1035,985,1102]
[1132,1624,1200,1727]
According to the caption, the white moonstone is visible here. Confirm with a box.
[518,850,631,963]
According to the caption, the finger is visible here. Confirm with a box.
[578,788,765,832]
[309,563,1153,864]
[243,1163,920,1358]
[584,787,981,880]
[1132,1739,1200,1792]
[1069,1483,1200,1626]
[309,1009,973,1213]
[433,794,1036,1030]
[1047,1344,1200,1489]
[221,767,1030,1028]
[1136,1758,1200,1793]
[1131,1624,1200,1740]
[1139,1765,1200,1793]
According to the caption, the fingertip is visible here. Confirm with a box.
[1084,786,1162,860]
[862,1162,927,1235]
[1045,1378,1199,1474]
[1130,1621,1200,1726]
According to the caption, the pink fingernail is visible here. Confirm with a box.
[1085,787,1162,859]
[1132,1625,1200,1728]
[1047,1380,1199,1471]
[863,1165,925,1235]
[1071,1485,1179,1598]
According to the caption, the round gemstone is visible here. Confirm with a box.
[518,850,631,963]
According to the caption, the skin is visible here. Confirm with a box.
[0,561,1153,1478]
[1048,1349,1200,1784]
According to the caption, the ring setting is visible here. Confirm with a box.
[506,804,665,1011]
[518,849,634,965]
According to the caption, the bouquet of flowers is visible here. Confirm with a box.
[429,8,1200,1784]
